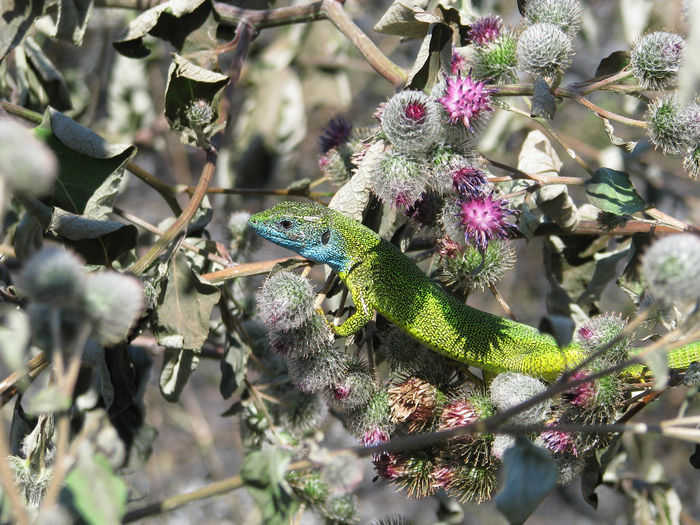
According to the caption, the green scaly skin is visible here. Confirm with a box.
[249,201,700,381]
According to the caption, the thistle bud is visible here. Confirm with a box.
[82,272,144,345]
[322,494,359,524]
[0,119,57,197]
[630,32,685,90]
[268,313,334,358]
[369,150,427,208]
[185,99,214,128]
[574,314,630,363]
[523,0,583,37]
[380,91,442,154]
[640,233,700,304]
[287,347,349,394]
[18,246,86,308]
[257,271,315,331]
[436,239,516,295]
[517,23,574,78]
[472,33,519,84]
[327,360,375,411]
[469,16,502,46]
[489,372,550,424]
[646,95,695,155]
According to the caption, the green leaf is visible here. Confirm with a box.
[594,50,630,78]
[34,109,136,216]
[241,448,299,525]
[496,437,558,524]
[54,0,94,45]
[159,347,199,402]
[153,253,221,350]
[0,0,45,59]
[113,0,217,58]
[406,22,453,91]
[164,54,229,145]
[63,452,127,525]
[585,168,649,216]
[220,333,250,399]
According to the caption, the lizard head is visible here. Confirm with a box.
[248,201,351,272]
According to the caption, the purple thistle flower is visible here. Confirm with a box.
[438,73,492,131]
[541,429,578,456]
[439,400,478,429]
[469,16,502,46]
[563,371,595,407]
[361,427,390,447]
[332,384,351,400]
[319,115,352,154]
[452,165,487,196]
[405,192,439,225]
[451,47,468,75]
[457,193,513,251]
[404,101,427,121]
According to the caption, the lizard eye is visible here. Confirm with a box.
[279,220,293,230]
[321,230,331,245]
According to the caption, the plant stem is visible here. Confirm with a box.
[122,459,313,522]
[215,0,407,87]
[176,185,334,199]
[202,256,306,283]
[113,207,231,267]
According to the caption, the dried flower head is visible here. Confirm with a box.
[388,376,439,431]
[630,32,685,90]
[517,23,574,78]
[524,0,583,37]
[469,16,502,46]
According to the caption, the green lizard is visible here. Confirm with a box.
[248,201,700,381]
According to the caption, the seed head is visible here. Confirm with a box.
[370,150,427,208]
[268,313,334,358]
[388,376,439,431]
[322,493,359,524]
[517,23,574,78]
[630,32,685,90]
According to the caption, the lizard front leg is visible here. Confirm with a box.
[331,277,374,337]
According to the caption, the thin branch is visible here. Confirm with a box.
[176,185,334,200]
[215,0,407,87]
[113,207,231,267]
